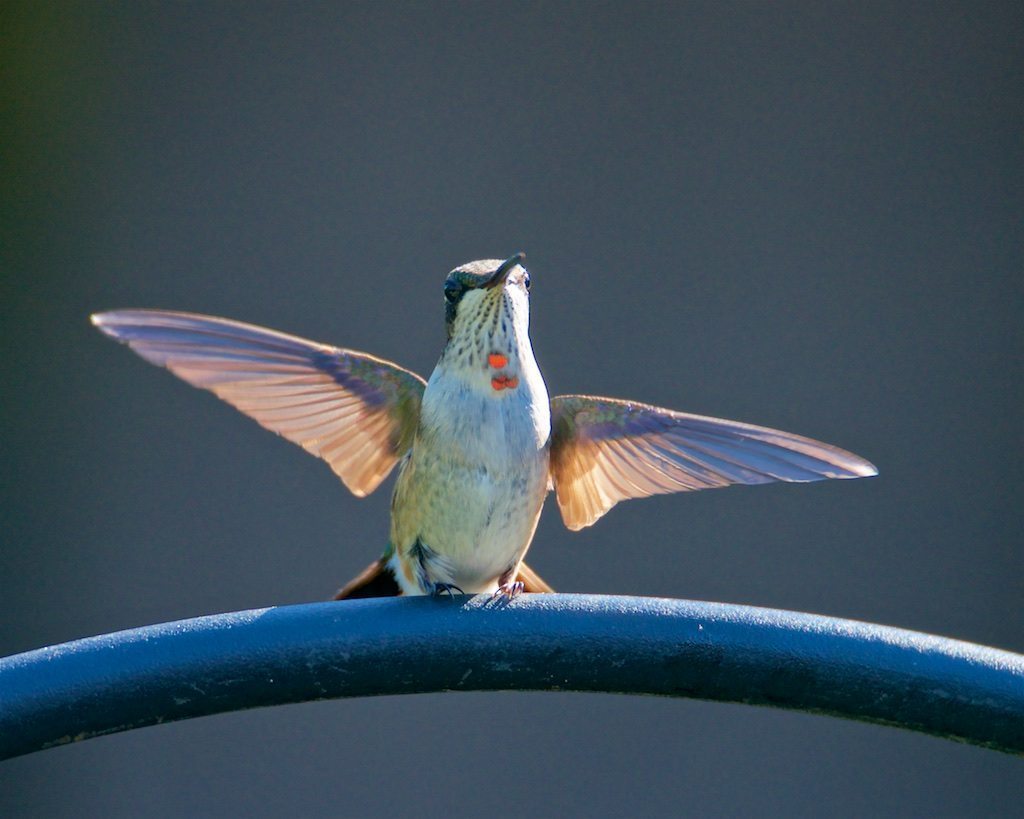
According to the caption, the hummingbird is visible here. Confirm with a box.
[91,252,876,599]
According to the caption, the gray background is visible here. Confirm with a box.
[3,2,1021,816]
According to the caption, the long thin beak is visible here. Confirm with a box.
[484,252,526,289]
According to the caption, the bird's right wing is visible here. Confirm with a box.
[92,309,427,497]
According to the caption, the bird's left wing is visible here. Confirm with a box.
[549,394,877,530]
[92,309,426,497]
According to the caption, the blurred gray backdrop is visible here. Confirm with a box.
[2,2,1021,816]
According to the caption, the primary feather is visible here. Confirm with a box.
[91,310,426,496]
[549,395,877,530]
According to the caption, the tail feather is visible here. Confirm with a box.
[516,561,554,593]
[331,558,555,600]
[333,558,401,600]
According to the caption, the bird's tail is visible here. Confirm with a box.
[333,557,401,599]
[332,559,554,599]
[515,561,555,593]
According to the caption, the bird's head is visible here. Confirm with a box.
[436,252,535,387]
[442,250,529,338]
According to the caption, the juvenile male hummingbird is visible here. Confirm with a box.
[92,253,876,598]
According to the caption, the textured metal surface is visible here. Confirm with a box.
[1,594,1021,760]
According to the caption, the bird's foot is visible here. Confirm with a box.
[491,580,525,600]
[431,582,464,597]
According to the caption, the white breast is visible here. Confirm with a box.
[390,300,552,593]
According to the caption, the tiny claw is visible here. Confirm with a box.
[432,582,464,597]
[491,581,525,600]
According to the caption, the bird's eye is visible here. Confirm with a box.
[444,282,463,304]
[523,272,531,291]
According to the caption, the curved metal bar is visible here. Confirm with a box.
[1,594,1022,760]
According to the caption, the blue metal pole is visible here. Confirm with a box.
[1,594,1021,760]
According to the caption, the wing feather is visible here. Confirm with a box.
[92,309,426,497]
[549,394,876,530]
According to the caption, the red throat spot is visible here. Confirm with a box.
[488,353,508,369]
[491,375,519,391]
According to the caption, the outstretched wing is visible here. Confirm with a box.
[549,394,877,530]
[92,309,426,497]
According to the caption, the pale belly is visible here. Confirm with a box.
[394,326,553,595]
[389,447,550,594]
